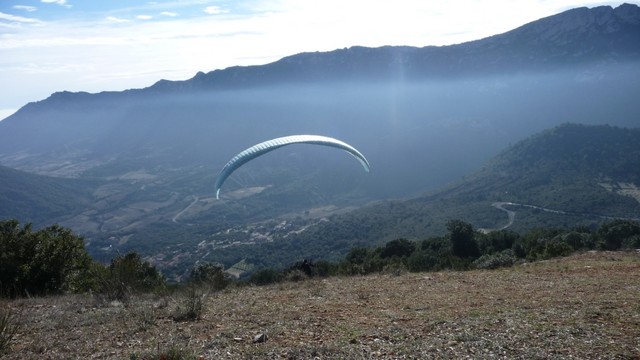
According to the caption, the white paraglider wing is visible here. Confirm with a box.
[215,135,370,199]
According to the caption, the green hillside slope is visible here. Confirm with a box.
[111,123,640,277]
[308,123,640,238]
[0,165,95,226]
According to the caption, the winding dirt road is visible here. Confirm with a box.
[479,201,640,234]
[172,195,199,223]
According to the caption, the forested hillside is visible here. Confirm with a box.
[0,165,95,226]
[106,124,640,278]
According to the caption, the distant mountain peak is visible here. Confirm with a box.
[492,3,640,43]
[3,3,639,114]
[145,3,640,92]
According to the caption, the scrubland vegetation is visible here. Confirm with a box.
[1,217,639,358]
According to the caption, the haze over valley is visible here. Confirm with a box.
[1,3,639,278]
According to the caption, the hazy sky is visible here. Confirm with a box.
[0,0,634,120]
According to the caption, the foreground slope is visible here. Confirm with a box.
[4,251,639,359]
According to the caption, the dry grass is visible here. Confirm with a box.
[4,251,640,359]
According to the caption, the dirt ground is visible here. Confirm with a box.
[3,250,639,359]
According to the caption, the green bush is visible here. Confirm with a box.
[0,220,92,297]
[597,220,640,250]
[338,247,383,275]
[250,268,282,286]
[189,262,229,291]
[419,236,449,252]
[621,235,640,249]
[406,250,439,272]
[473,249,518,270]
[311,260,335,277]
[96,252,165,301]
[562,231,592,250]
[477,230,519,255]
[344,247,371,265]
[382,262,408,276]
[284,269,308,282]
[542,239,574,259]
[380,238,416,259]
[513,228,564,260]
[447,220,480,259]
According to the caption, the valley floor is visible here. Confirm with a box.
[4,251,640,359]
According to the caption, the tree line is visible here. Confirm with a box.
[1,217,639,298]
[249,218,640,284]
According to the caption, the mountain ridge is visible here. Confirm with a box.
[5,2,639,109]
[147,3,640,92]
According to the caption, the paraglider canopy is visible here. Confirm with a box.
[215,135,370,199]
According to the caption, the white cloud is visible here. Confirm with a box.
[161,11,178,17]
[137,15,153,20]
[106,16,129,23]
[203,6,228,15]
[41,0,68,5]
[13,5,38,12]
[40,0,72,8]
[0,11,42,24]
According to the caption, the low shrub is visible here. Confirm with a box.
[473,249,518,270]
[171,286,204,322]
[0,305,19,356]
[250,268,282,286]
